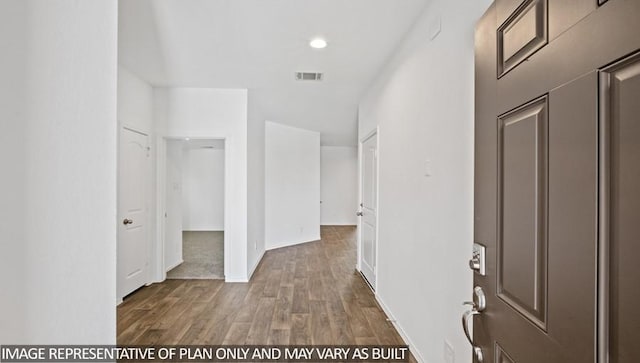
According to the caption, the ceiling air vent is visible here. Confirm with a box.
[295,72,323,81]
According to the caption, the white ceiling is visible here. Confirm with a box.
[118,0,429,145]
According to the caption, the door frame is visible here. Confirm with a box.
[155,136,229,282]
[357,128,380,291]
[116,122,152,304]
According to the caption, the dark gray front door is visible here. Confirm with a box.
[472,1,640,362]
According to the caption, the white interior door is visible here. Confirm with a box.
[359,133,377,289]
[117,127,149,301]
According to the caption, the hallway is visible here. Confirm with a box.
[117,226,407,348]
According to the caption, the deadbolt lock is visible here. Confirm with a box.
[469,243,486,276]
[469,258,481,271]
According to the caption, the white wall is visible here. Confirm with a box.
[155,88,248,281]
[118,65,153,132]
[164,140,183,270]
[247,90,266,279]
[321,146,358,225]
[182,147,225,231]
[0,0,118,343]
[265,122,321,249]
[358,1,491,362]
[0,0,27,343]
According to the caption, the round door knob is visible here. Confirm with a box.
[356,211,363,216]
[123,218,133,225]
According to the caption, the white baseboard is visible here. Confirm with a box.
[375,293,426,363]
[266,236,322,251]
[247,250,266,280]
[224,249,266,283]
[165,259,183,272]
[224,276,249,283]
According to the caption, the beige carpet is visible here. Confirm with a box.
[167,231,224,279]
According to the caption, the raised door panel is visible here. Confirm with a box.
[497,96,548,328]
[601,52,640,363]
[498,0,547,77]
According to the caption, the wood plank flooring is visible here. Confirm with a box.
[117,226,411,354]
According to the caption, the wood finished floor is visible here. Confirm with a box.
[117,226,411,355]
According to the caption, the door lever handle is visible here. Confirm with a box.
[462,309,484,362]
[461,286,486,362]
[462,309,480,345]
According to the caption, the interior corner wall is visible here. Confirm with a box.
[247,90,266,277]
[154,87,248,281]
[182,147,225,231]
[0,0,118,344]
[164,140,183,271]
[321,146,358,226]
[357,0,491,362]
[265,121,321,250]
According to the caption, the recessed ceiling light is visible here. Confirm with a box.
[185,138,190,141]
[309,38,327,49]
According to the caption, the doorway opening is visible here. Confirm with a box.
[164,138,225,279]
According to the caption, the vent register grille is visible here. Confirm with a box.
[295,72,323,81]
